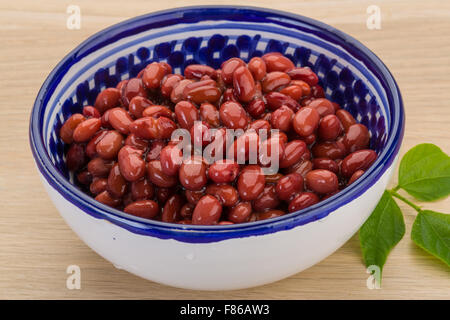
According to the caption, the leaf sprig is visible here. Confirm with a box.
[359,144,450,284]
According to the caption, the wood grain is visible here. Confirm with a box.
[0,0,449,299]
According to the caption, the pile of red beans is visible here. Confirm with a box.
[60,52,377,225]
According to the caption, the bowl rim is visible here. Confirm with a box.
[29,5,404,242]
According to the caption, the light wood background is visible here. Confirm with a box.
[0,0,449,300]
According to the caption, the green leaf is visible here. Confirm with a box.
[411,210,450,266]
[398,143,450,201]
[359,190,406,277]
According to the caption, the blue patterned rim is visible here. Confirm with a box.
[29,6,404,243]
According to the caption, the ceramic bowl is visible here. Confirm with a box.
[30,6,404,290]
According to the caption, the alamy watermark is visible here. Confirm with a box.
[66,5,81,30]
[66,265,81,290]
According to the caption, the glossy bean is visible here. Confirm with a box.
[248,57,267,81]
[124,200,159,219]
[237,165,265,201]
[288,192,319,212]
[276,173,304,201]
[341,149,377,177]
[73,118,101,143]
[192,195,223,225]
[60,114,86,144]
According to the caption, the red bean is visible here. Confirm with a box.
[291,80,311,96]
[248,57,267,81]
[341,149,377,177]
[142,105,174,120]
[129,116,176,140]
[161,74,183,98]
[265,173,283,184]
[348,169,364,185]
[95,130,123,160]
[180,203,195,219]
[206,184,239,207]
[77,170,93,185]
[249,119,271,134]
[247,99,266,119]
[85,130,107,158]
[219,101,248,129]
[107,163,127,198]
[87,157,114,177]
[343,124,370,153]
[271,105,294,132]
[305,169,338,194]
[228,202,252,223]
[179,157,208,191]
[124,200,159,219]
[200,103,220,127]
[265,91,300,112]
[280,85,303,101]
[60,114,86,144]
[233,66,256,103]
[94,88,121,114]
[108,108,133,135]
[262,71,291,93]
[147,160,177,187]
[192,195,223,225]
[312,157,339,174]
[170,79,194,103]
[252,184,280,212]
[185,189,205,204]
[276,173,304,201]
[336,109,356,132]
[184,64,216,80]
[174,101,199,130]
[307,98,335,117]
[293,107,320,137]
[90,177,108,195]
[118,145,146,182]
[131,177,154,200]
[161,195,184,223]
[187,85,221,104]
[73,118,101,143]
[142,62,167,89]
[157,187,175,204]
[312,141,347,160]
[128,96,152,118]
[288,192,319,212]
[208,159,239,183]
[256,210,284,221]
[318,114,343,141]
[124,133,148,151]
[121,78,147,107]
[311,84,325,98]
[221,58,245,84]
[262,52,295,72]
[82,106,101,118]
[287,67,318,86]
[95,190,121,207]
[286,160,313,177]
[237,165,265,201]
[280,140,307,168]
[66,143,86,171]
[160,144,183,176]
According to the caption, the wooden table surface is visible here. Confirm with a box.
[1,0,449,300]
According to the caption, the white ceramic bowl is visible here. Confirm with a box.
[30,6,404,290]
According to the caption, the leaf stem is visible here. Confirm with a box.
[388,189,422,213]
